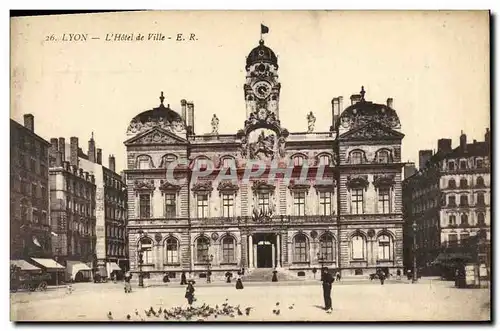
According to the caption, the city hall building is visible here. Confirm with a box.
[125,38,405,279]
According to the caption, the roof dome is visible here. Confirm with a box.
[246,40,278,69]
[338,87,401,130]
[126,92,185,135]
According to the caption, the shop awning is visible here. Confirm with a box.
[431,252,474,266]
[107,262,122,273]
[67,261,92,279]
[10,260,41,272]
[31,258,65,270]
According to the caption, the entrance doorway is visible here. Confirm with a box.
[257,241,273,268]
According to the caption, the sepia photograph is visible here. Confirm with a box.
[9,10,491,322]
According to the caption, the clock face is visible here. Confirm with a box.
[252,81,272,99]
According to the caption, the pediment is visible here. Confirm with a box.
[124,126,188,146]
[339,121,404,141]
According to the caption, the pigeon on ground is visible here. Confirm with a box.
[275,309,281,315]
[107,312,113,320]
[289,304,295,310]
[126,314,131,320]
[276,302,280,306]
[245,307,253,316]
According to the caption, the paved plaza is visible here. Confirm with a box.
[10,278,490,322]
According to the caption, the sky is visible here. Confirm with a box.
[10,10,490,173]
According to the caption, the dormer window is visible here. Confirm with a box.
[350,151,363,165]
[376,150,390,164]
[221,157,235,169]
[318,154,331,166]
[293,155,305,167]
[476,159,484,168]
[460,160,467,170]
[448,161,455,170]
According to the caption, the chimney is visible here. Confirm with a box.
[181,99,187,122]
[109,154,116,172]
[187,101,195,134]
[70,137,79,166]
[88,132,96,163]
[437,138,452,154]
[58,137,66,163]
[459,130,467,151]
[485,128,490,143]
[404,162,417,179]
[23,114,34,132]
[96,148,102,165]
[387,98,394,108]
[418,150,433,170]
[331,97,339,128]
[55,151,63,167]
[350,94,361,105]
[49,138,58,167]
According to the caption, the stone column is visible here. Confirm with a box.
[248,235,253,268]
[253,244,258,268]
[190,243,194,270]
[272,244,275,268]
[276,234,281,268]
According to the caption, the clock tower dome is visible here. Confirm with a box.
[244,39,281,120]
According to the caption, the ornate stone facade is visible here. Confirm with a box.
[125,39,405,280]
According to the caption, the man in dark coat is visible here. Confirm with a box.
[185,280,195,306]
[235,277,244,290]
[180,271,187,285]
[321,267,334,313]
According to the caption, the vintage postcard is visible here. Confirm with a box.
[9,10,490,322]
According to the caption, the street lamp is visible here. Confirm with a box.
[317,252,326,269]
[138,230,145,287]
[205,254,214,283]
[412,220,418,283]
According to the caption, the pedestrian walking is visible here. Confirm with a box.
[272,269,278,282]
[321,267,334,313]
[180,271,187,285]
[185,280,195,307]
[124,271,132,293]
[335,271,341,282]
[379,270,386,285]
[396,269,401,280]
[236,277,244,290]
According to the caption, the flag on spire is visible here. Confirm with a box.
[261,24,269,34]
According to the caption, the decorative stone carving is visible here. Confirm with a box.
[367,229,375,238]
[211,232,219,241]
[217,181,239,195]
[244,108,280,130]
[346,175,369,190]
[373,174,396,188]
[192,181,213,194]
[155,233,162,244]
[313,181,335,193]
[310,230,318,239]
[249,131,275,160]
[251,180,275,193]
[211,114,219,135]
[288,179,311,192]
[159,180,181,193]
[307,111,316,133]
[133,179,155,191]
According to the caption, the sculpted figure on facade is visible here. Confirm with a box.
[307,111,316,133]
[211,114,219,135]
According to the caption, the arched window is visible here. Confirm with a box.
[160,154,177,168]
[194,157,211,170]
[477,192,485,206]
[459,195,468,207]
[293,155,305,167]
[165,237,179,264]
[221,157,236,169]
[477,212,485,225]
[196,237,210,262]
[139,237,153,264]
[222,237,235,263]
[448,215,456,225]
[350,151,364,165]
[318,154,331,166]
[319,234,335,261]
[293,234,308,262]
[137,155,153,170]
[448,179,456,189]
[460,213,468,225]
[476,176,485,187]
[376,150,390,163]
[459,178,468,188]
[351,234,365,260]
[377,235,392,261]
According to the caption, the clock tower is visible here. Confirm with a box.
[244,39,281,120]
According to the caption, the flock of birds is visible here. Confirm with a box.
[106,299,295,321]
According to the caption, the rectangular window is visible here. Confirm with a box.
[293,191,306,216]
[351,152,363,164]
[197,194,209,218]
[139,194,151,218]
[460,233,470,244]
[31,158,37,173]
[222,239,235,263]
[448,195,456,206]
[258,192,270,213]
[222,158,234,169]
[378,188,391,214]
[139,160,150,170]
[319,192,331,216]
[448,161,455,170]
[448,234,458,246]
[476,159,484,168]
[351,189,364,214]
[460,195,468,206]
[222,194,234,217]
[460,160,467,170]
[377,238,391,260]
[31,184,37,198]
[164,193,176,218]
[319,155,330,166]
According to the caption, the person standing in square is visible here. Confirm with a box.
[321,267,334,313]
